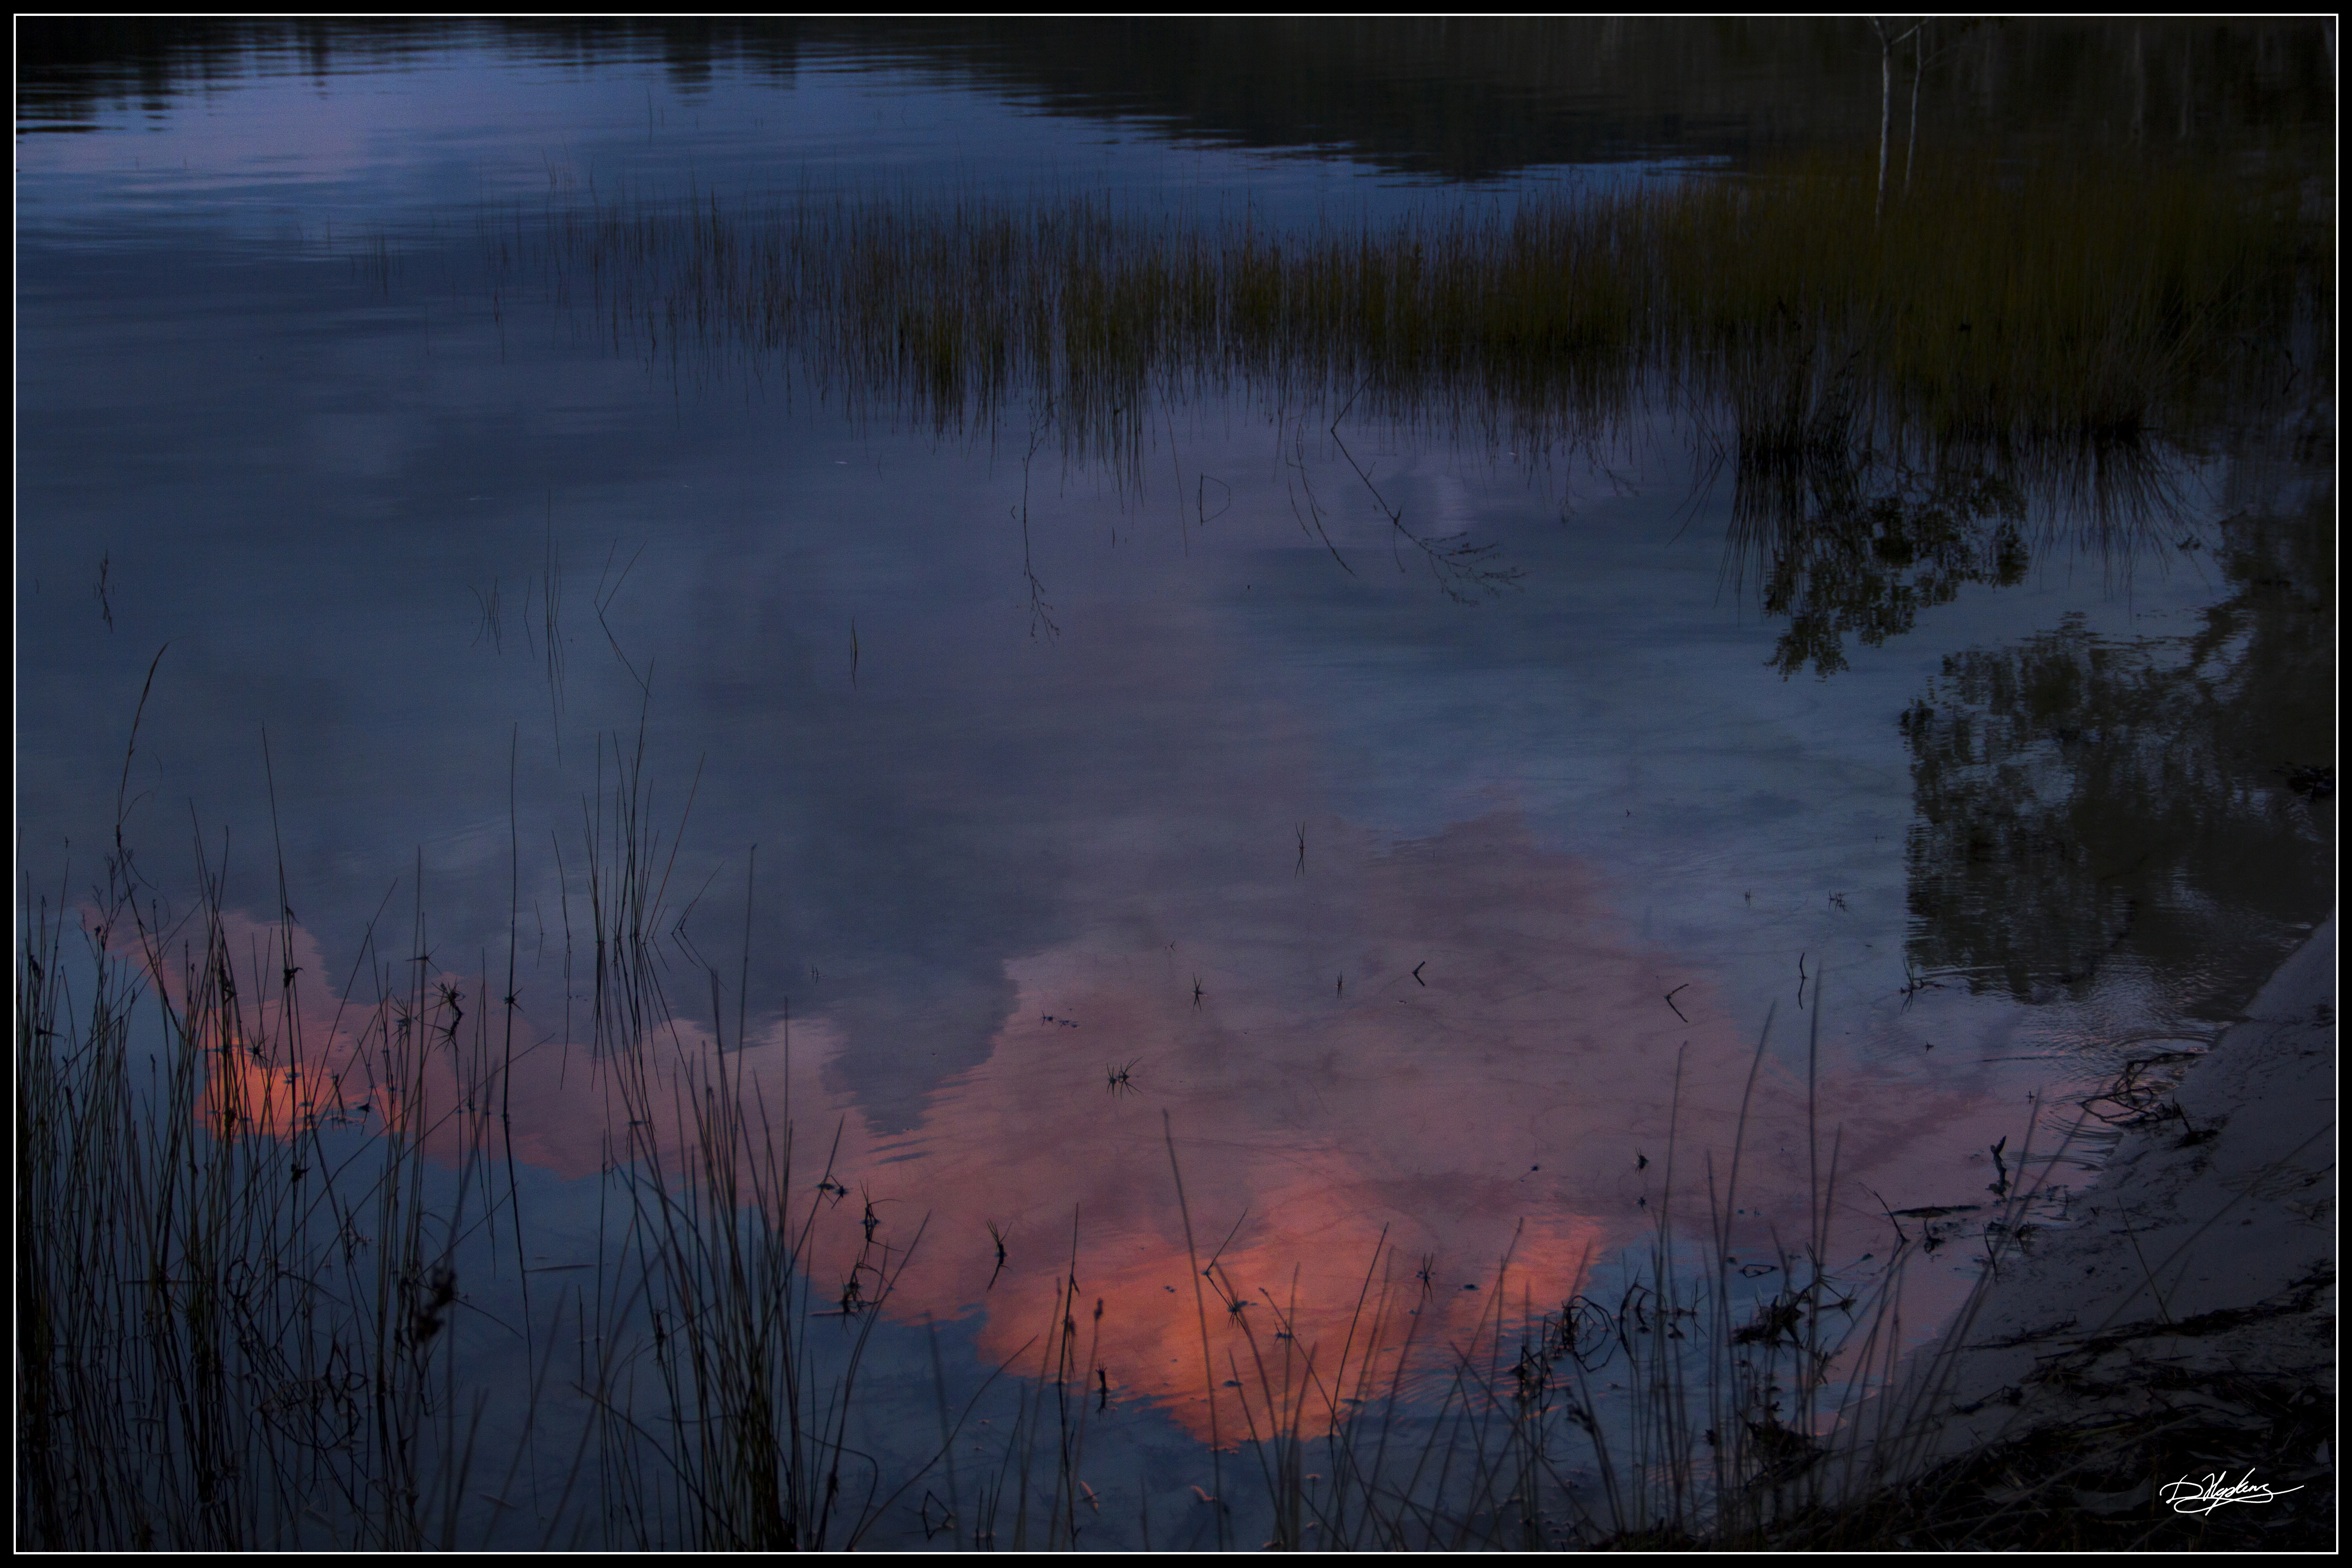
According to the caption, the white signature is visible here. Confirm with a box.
[2157,1470,2304,1516]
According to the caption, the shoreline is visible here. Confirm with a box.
[1822,915,2337,1544]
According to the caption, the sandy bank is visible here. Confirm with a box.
[1825,915,2336,1545]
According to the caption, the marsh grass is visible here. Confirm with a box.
[461,151,2328,664]
[12,729,950,1550]
[488,151,2323,478]
[15,830,519,1548]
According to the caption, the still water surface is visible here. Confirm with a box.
[17,20,2332,1547]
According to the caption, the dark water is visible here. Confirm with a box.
[16,19,2332,1548]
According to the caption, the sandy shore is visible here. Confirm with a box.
[1831,915,2336,1543]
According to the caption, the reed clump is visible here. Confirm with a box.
[12,743,935,1550]
[470,152,2324,675]
[15,839,518,1548]
[496,151,2324,467]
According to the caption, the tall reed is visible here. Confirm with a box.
[16,829,518,1548]
[13,735,931,1549]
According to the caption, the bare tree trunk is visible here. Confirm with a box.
[1906,21,1927,194]
[1870,18,1924,219]
[1877,22,1894,218]
[2129,26,2146,144]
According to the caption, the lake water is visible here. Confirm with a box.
[17,20,2332,1550]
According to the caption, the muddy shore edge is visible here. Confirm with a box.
[1805,915,2337,1548]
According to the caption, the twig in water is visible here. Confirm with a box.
[985,1221,1009,1291]
[1284,416,1354,578]
[1017,405,1060,640]
[1329,420,1523,603]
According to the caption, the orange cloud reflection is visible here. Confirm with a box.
[794,813,2019,1441]
[160,813,2024,1443]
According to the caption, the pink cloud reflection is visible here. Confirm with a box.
[163,812,2021,1442]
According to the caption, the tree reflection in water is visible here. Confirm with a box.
[1897,480,2333,1011]
[1731,441,2031,681]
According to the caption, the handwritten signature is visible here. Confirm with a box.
[2157,1470,2304,1516]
